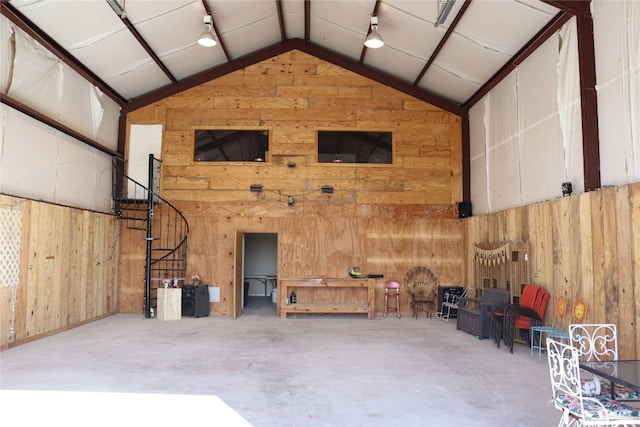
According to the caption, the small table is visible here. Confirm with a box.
[157,288,181,320]
[245,275,277,297]
[579,360,640,400]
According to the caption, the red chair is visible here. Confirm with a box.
[503,285,550,353]
[383,281,401,318]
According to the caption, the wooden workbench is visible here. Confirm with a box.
[278,278,375,319]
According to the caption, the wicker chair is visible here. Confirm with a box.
[404,267,438,319]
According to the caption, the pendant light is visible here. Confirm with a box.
[198,15,217,47]
[364,15,384,49]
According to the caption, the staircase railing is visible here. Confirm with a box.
[112,154,189,318]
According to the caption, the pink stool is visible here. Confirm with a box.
[383,281,401,318]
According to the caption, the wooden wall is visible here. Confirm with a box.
[122,49,465,315]
[462,183,640,358]
[121,48,639,360]
[0,194,120,350]
[3,52,637,362]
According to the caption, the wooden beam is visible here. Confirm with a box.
[541,0,592,17]
[575,12,601,191]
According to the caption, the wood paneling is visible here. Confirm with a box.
[462,183,640,358]
[0,195,120,350]
[120,49,638,360]
[121,50,464,318]
[4,51,638,363]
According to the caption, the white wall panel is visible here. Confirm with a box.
[55,136,107,209]
[518,35,567,203]
[594,1,640,185]
[485,73,521,212]
[8,30,62,120]
[469,101,488,214]
[3,24,120,152]
[1,16,12,94]
[92,153,114,211]
[59,70,95,139]
[1,106,112,212]
[94,87,120,150]
[556,19,585,195]
[1,17,118,212]
[469,19,584,214]
[1,107,57,202]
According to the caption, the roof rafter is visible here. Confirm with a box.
[413,0,472,86]
[109,4,177,84]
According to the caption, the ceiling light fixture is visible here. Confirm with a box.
[364,15,384,49]
[198,15,217,47]
[435,0,456,27]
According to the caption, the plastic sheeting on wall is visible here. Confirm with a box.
[471,1,639,215]
[0,105,113,212]
[556,19,584,195]
[470,18,583,214]
[484,72,522,212]
[520,37,570,203]
[2,17,120,150]
[0,15,118,212]
[594,1,640,185]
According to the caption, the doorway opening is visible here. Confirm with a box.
[241,233,277,317]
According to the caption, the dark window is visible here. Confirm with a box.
[194,129,269,162]
[318,131,392,164]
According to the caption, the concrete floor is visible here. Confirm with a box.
[0,296,561,426]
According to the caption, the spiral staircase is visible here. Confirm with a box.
[112,154,189,318]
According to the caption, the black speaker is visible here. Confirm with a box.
[182,285,210,318]
[457,201,472,218]
[437,286,465,318]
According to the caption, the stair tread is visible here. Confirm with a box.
[113,198,149,204]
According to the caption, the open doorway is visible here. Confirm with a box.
[239,233,278,317]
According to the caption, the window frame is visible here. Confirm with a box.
[316,130,394,165]
[193,128,271,163]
